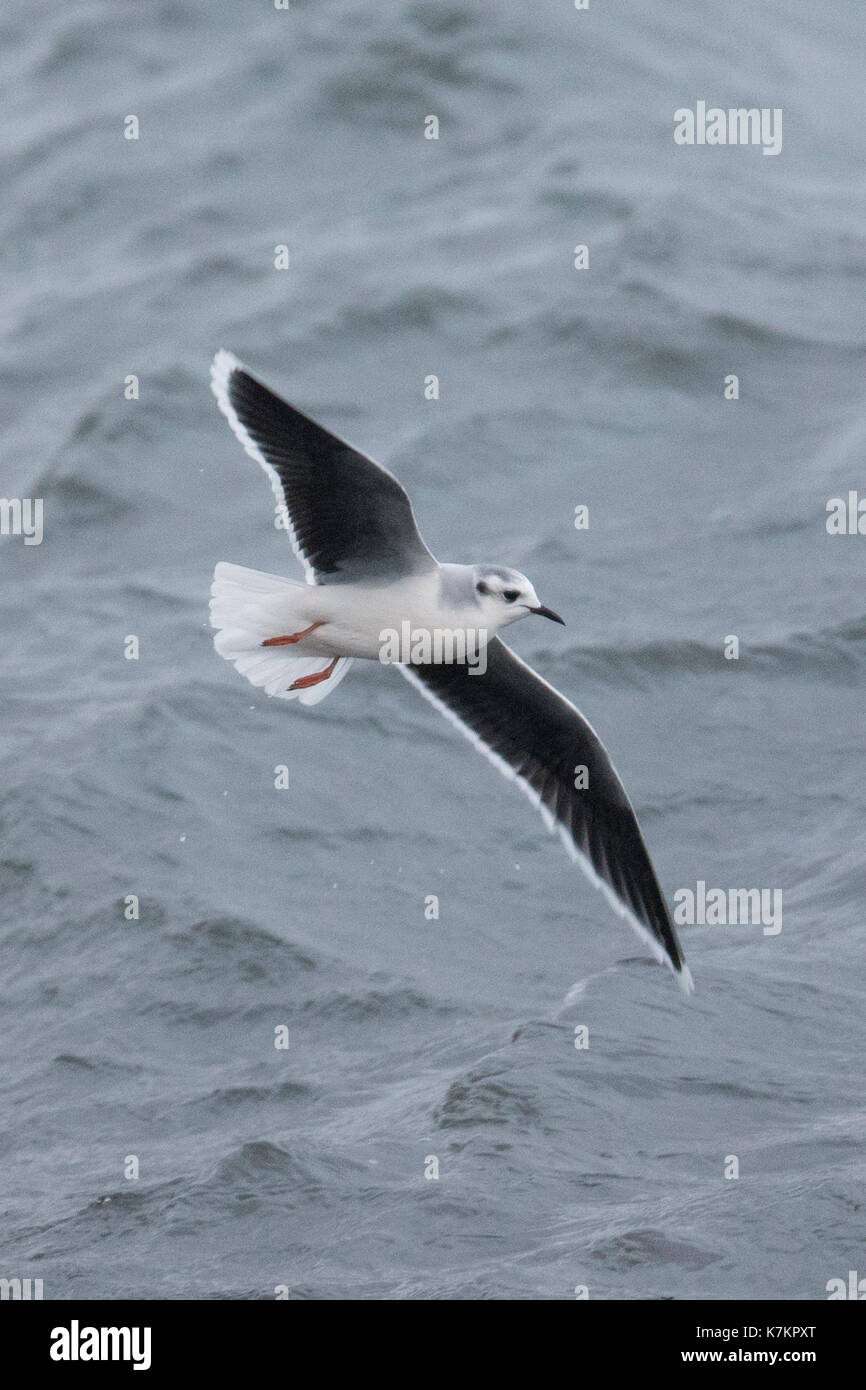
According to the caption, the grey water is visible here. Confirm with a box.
[1,0,864,1300]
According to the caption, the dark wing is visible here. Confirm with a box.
[211,351,437,584]
[400,637,692,991]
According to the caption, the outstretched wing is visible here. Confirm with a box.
[400,638,692,991]
[211,351,437,584]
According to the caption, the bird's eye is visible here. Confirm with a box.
[476,581,489,595]
[503,589,520,603]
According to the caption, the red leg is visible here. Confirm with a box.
[289,656,339,691]
[262,621,324,647]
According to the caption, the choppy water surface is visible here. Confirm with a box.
[1,0,864,1298]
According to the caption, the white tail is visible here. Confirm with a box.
[209,562,352,706]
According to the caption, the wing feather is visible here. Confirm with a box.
[211,351,437,584]
[399,638,692,992]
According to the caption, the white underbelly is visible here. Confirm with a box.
[305,576,487,661]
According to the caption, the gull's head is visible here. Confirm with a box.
[471,565,565,630]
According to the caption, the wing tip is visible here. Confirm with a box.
[210,349,248,425]
[209,348,268,467]
[676,962,695,996]
[210,349,244,420]
[210,348,242,393]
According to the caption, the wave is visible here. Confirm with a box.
[550,620,866,685]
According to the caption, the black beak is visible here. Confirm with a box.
[528,604,565,625]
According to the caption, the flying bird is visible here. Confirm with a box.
[209,351,692,992]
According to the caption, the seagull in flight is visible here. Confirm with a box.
[209,351,693,993]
